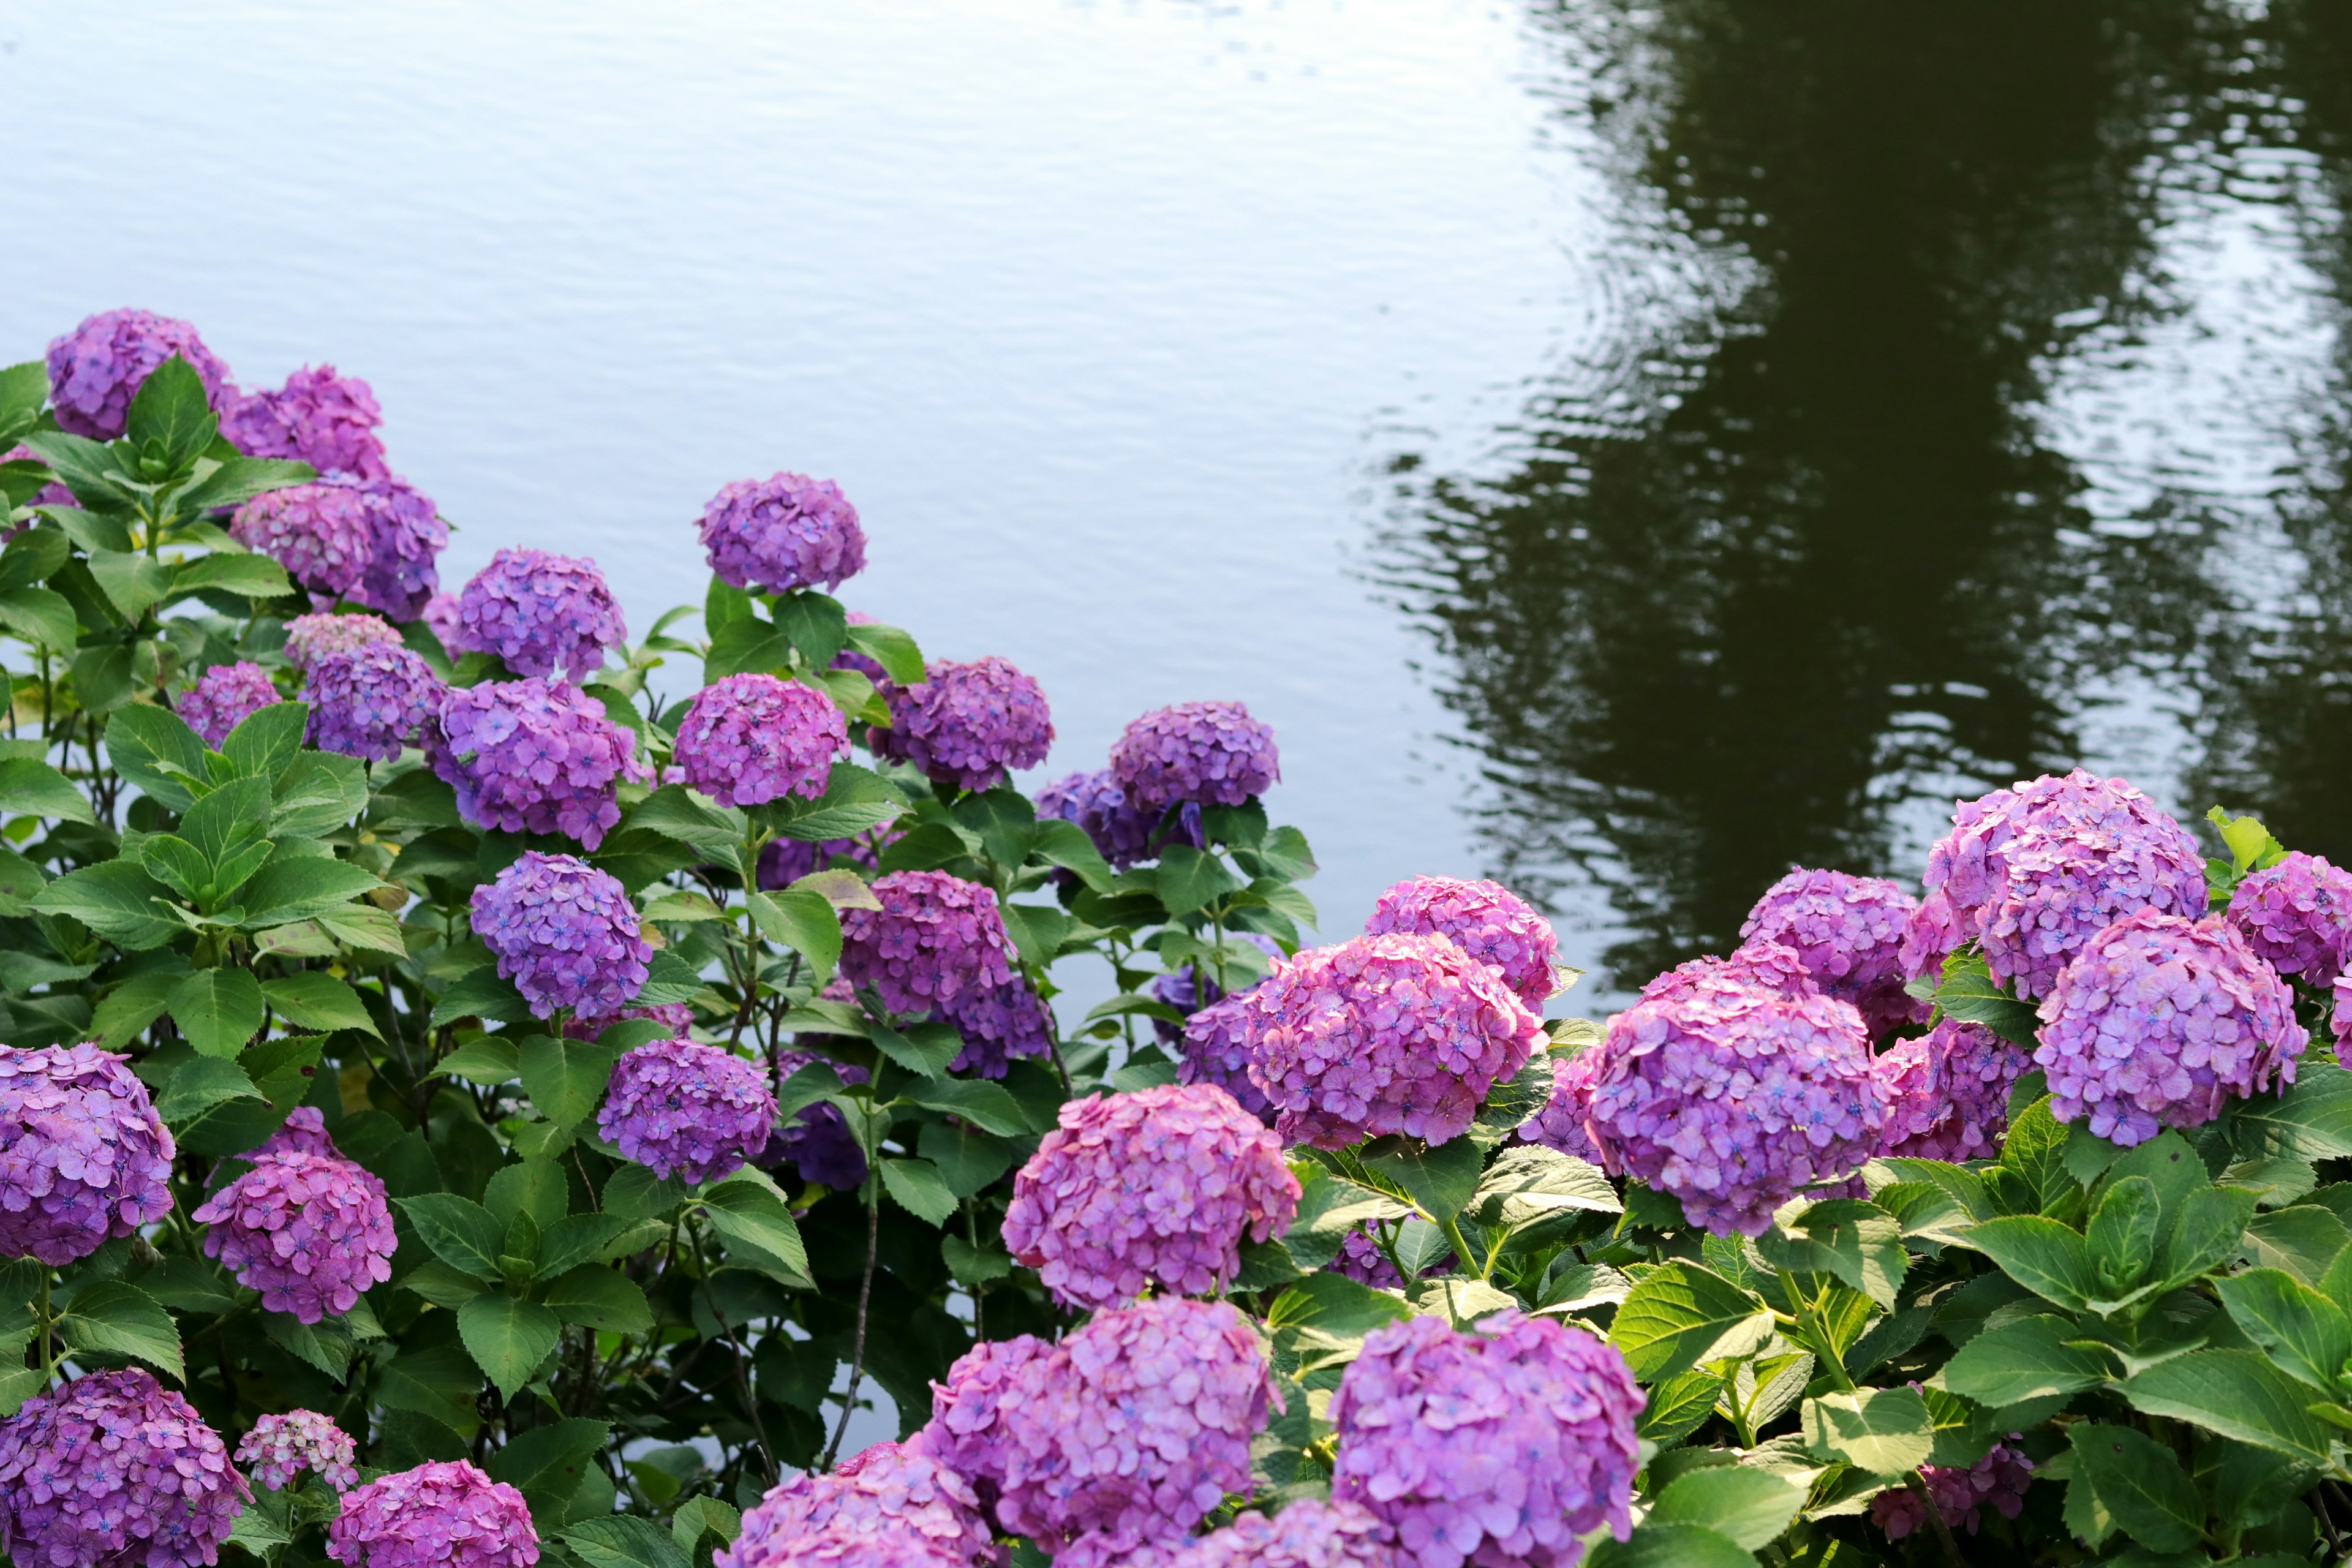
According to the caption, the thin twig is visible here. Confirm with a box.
[821,1182,883,1469]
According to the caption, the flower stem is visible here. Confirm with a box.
[821,1178,881,1470]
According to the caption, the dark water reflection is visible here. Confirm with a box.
[1379,0,2352,989]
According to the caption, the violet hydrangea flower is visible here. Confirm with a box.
[221,365,388,479]
[284,612,400,670]
[236,1410,360,1491]
[0,1368,248,1568]
[429,677,649,848]
[1109,701,1279,814]
[327,473,449,623]
[731,1532,959,1568]
[2227,850,2352,984]
[1329,1311,1642,1568]
[232,482,374,599]
[46,309,232,440]
[1036,768,1158,869]
[870,657,1054,792]
[1165,1499,1398,1568]
[1174,992,1275,1123]
[914,1334,1053,1534]
[1366,874,1559,1014]
[673,673,848,807]
[598,1039,778,1186]
[1738,868,1928,1038]
[260,1107,339,1158]
[0,1042,175,1265]
[449,549,627,682]
[1242,933,1545,1149]
[839,870,1019,1020]
[723,1442,993,1568]
[191,1144,396,1324]
[1000,1084,1300,1309]
[698,472,867,595]
[470,852,652,1019]
[423,590,462,647]
[326,1460,537,1568]
[760,1046,869,1191]
[1872,1442,2032,1539]
[1523,1044,1604,1163]
[1875,1018,2032,1163]
[303,643,442,762]
[1637,940,1820,1006]
[2035,908,2303,1146]
[178,661,282,748]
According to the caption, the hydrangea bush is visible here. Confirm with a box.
[1,318,2350,1568]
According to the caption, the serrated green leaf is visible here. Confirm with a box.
[58,1281,183,1382]
[0,758,96,826]
[1942,1314,2113,1405]
[398,1193,505,1280]
[2212,1268,2352,1392]
[878,1157,958,1226]
[519,1035,619,1130]
[541,1265,654,1334]
[167,967,265,1058]
[488,1415,610,1521]
[1610,1262,1774,1381]
[458,1294,562,1399]
[747,888,840,984]
[1802,1385,1932,1477]
[2120,1348,2334,1463]
[1964,1215,2095,1311]
[261,971,379,1037]
[1649,1466,1805,1551]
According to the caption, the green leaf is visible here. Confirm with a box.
[58,1281,183,1382]
[458,1294,563,1399]
[2157,1184,2260,1291]
[171,551,292,601]
[698,1178,814,1287]
[564,1517,690,1568]
[1964,1215,2095,1311]
[2244,1203,2349,1286]
[271,749,372,837]
[151,1053,263,1125]
[1636,1368,1725,1445]
[105,706,211,812]
[484,1160,570,1232]
[537,1213,642,1277]
[88,549,175,620]
[943,1234,1014,1287]
[879,1157,959,1226]
[902,1077,1029,1137]
[2234,1069,2352,1160]
[2067,1423,2201,1553]
[842,619,924,685]
[1030,817,1115,893]
[238,854,382,926]
[398,1193,506,1280]
[433,1036,522,1085]
[126,356,220,467]
[90,968,186,1048]
[1649,1467,1805,1552]
[541,1265,654,1334]
[2086,1174,2162,1295]
[0,845,50,918]
[769,589,848,667]
[1473,1144,1621,1218]
[1361,1134,1483,1223]
[519,1035,620,1129]
[267,1314,356,1382]
[2211,1268,2352,1392]
[488,1415,611,1523]
[862,1010,960,1077]
[1931,949,2038,1044]
[1942,1314,2114,1405]
[313,902,409,955]
[175,456,314,515]
[167,967,265,1058]
[261,972,380,1037]
[1755,1200,1906,1308]
[605,1166,688,1224]
[1585,1521,1755,1568]
[431,966,534,1027]
[0,586,81,653]
[1284,1165,1413,1270]
[32,860,180,948]
[1609,1262,1774,1381]
[1156,844,1242,916]
[1801,1385,1932,1477]
[703,616,792,682]
[221,699,309,780]
[764,763,904,842]
[2121,1348,2335,1463]
[0,758,95,825]
[747,888,842,984]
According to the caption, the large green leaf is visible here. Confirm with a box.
[1942,1314,2114,1405]
[0,587,81,654]
[58,1281,183,1382]
[901,1077,1028,1137]
[1362,1135,1483,1224]
[2234,1069,2352,1161]
[397,1193,505,1280]
[221,700,309,780]
[261,972,380,1037]
[431,966,533,1027]
[1756,1200,1905,1308]
[1472,1145,1621,1218]
[2067,1423,2201,1553]
[238,854,382,926]
[175,456,314,514]
[1585,1521,1755,1568]
[88,550,174,620]
[1648,1467,1804,1551]
[1610,1262,1774,1381]
[1801,1385,1933,1477]
[166,967,266,1058]
[125,356,219,469]
[487,1415,610,1522]
[536,1214,642,1278]
[765,763,904,842]
[746,889,840,984]
[1931,949,2038,1044]
[1964,1215,2095,1311]
[541,1266,654,1334]
[2212,1268,2352,1392]
[699,1178,815,1287]
[2155,1184,2260,1291]
[458,1295,563,1399]
[1030,817,1114,893]
[31,860,181,949]
[562,1517,689,1568]
[1285,1165,1414,1271]
[2121,1349,2335,1463]
[171,551,292,600]
[1156,844,1242,917]
[878,1158,959,1226]
[271,750,371,837]
[148,1051,263,1126]
[0,758,95,825]
[519,1035,619,1129]
[105,706,211,812]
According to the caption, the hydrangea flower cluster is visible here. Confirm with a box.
[1165,1499,1399,1568]
[326,1460,538,1568]
[871,657,1054,792]
[1365,875,1559,1013]
[232,482,374,598]
[1001,1085,1300,1308]
[1036,769,1156,869]
[922,1298,1277,1567]
[723,1442,993,1568]
[1637,940,1818,1005]
[839,871,1019,1019]
[733,1532,959,1568]
[430,677,649,848]
[470,853,652,1019]
[1525,1044,1604,1163]
[1329,1312,1642,1568]
[598,1039,778,1185]
[1241,933,1544,1149]
[1583,971,1887,1236]
[2034,909,2304,1145]
[1173,993,1274,1123]
[236,1410,360,1491]
[424,590,462,647]
[762,1047,869,1191]
[0,1042,175,1265]
[2227,850,2352,982]
[673,673,848,807]
[1737,868,1927,1038]
[221,364,388,479]
[326,474,450,622]
[697,472,868,594]
[939,977,1054,1080]
[1898,889,1966,989]
[190,1144,398,1323]
[261,1106,339,1158]
[303,643,442,762]
[449,549,628,682]
[1108,701,1279,813]
[1871,1442,2032,1539]
[179,661,282,748]
[0,1369,248,1568]
[1875,1019,2032,1163]
[284,612,400,670]
[46,309,232,439]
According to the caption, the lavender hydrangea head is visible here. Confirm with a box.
[1583,973,1887,1236]
[423,591,462,649]
[232,482,374,598]
[303,643,442,762]
[722,1442,993,1568]
[1872,1442,2031,1540]
[698,473,867,595]
[0,1368,248,1568]
[871,657,1054,792]
[260,1106,339,1158]
[597,1039,778,1186]
[760,1047,870,1191]
[2035,908,2303,1146]
[1242,933,1545,1150]
[1875,1019,2031,1163]
[429,677,649,848]
[470,852,652,1019]
[178,660,284,749]
[1001,1084,1300,1308]
[0,1042,175,1265]
[1523,1045,1604,1163]
[450,549,627,682]
[1166,1499,1400,1568]
[1330,1312,1642,1568]
[674,674,848,807]
[915,1333,1053,1528]
[221,365,387,479]
[285,612,400,670]
[1638,940,1820,1006]
[325,473,449,622]
[733,1531,960,1568]
[1036,769,1156,869]
[236,1410,360,1491]
[839,871,1019,1019]
[46,309,232,439]
[326,1460,538,1568]
[2228,850,2352,984]
[190,1148,397,1323]
[1174,992,1275,1123]
[1149,930,1284,1039]
[1898,888,1966,988]
[937,976,1054,1080]
[1109,701,1279,813]
[1738,868,1928,1038]
[1366,875,1559,1014]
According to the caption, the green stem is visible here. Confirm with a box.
[1442,1213,1483,1283]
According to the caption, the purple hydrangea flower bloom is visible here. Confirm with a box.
[1242,933,1545,1150]
[260,1106,339,1158]
[1036,769,1156,869]
[449,549,627,682]
[1109,701,1279,813]
[191,1147,397,1323]
[1001,1084,1300,1308]
[674,674,848,807]
[730,1532,959,1568]
[324,473,449,623]
[1166,1499,1400,1568]
[1898,888,1967,989]
[2228,850,2352,983]
[1875,1019,2032,1163]
[1330,1312,1641,1568]
[45,309,232,440]
[423,590,462,648]
[2035,908,2303,1146]
[698,473,867,595]
[839,870,1019,1019]
[723,1442,993,1568]
[236,1410,360,1491]
[429,677,649,848]
[760,1043,870,1191]
[284,612,401,670]
[470,852,652,1019]
[1638,940,1820,1006]
[597,1039,778,1186]
[303,643,442,762]
[232,482,374,599]
[870,657,1054,792]
[1738,868,1928,1038]
[178,661,284,749]
[1523,1045,1604,1163]
[0,1369,249,1568]
[1583,971,1887,1236]
[0,1043,175,1265]
[913,1334,1053,1534]
[1366,875,1559,1014]
[220,365,388,479]
[326,1460,538,1568]
[1174,992,1275,1124]
[1872,1441,2032,1539]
